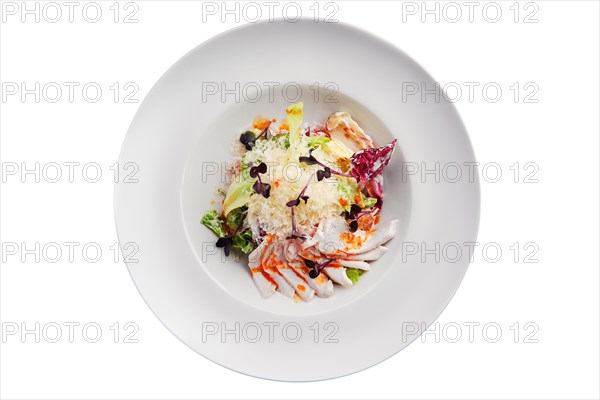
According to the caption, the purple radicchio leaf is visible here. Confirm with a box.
[350,139,397,208]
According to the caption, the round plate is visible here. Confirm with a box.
[115,20,480,381]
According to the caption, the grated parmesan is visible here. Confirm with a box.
[242,132,349,240]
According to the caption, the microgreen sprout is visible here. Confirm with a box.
[302,257,335,278]
[285,174,313,240]
[249,162,270,198]
[239,122,272,150]
[299,149,352,181]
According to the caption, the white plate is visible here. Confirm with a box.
[115,20,480,381]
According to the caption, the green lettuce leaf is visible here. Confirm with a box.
[201,210,226,237]
[286,102,303,159]
[306,135,331,148]
[225,206,246,232]
[233,229,256,254]
[362,196,377,208]
[337,182,354,212]
[223,178,255,216]
[346,268,364,284]
[337,181,378,212]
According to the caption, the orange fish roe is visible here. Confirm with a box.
[338,157,351,173]
[253,116,274,130]
[357,214,375,231]
[339,231,366,251]
[339,198,348,208]
[286,105,302,117]
[273,180,280,188]
[279,119,289,132]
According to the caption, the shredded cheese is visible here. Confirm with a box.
[244,134,347,240]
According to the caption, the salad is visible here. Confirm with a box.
[201,102,399,302]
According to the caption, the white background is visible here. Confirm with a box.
[1,1,599,399]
